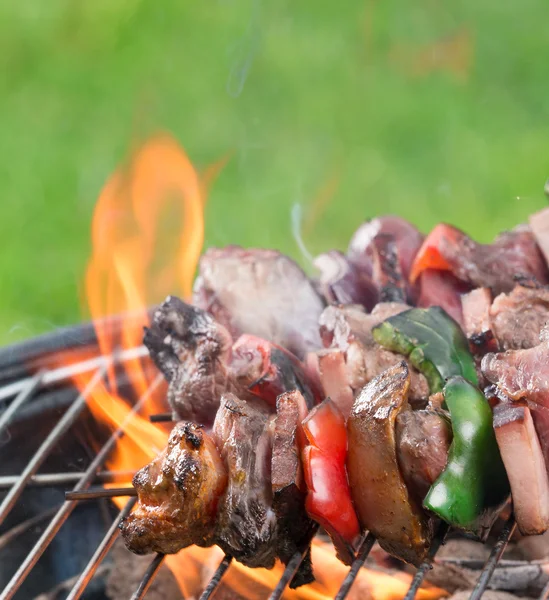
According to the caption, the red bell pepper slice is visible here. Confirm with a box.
[409,223,462,283]
[301,398,360,564]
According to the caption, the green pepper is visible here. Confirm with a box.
[372,306,477,393]
[423,377,510,539]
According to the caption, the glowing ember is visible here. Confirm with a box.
[62,133,448,599]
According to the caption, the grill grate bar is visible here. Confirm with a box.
[198,555,233,600]
[130,554,166,600]
[268,548,310,600]
[0,367,106,528]
[65,497,137,600]
[0,345,148,403]
[0,370,44,434]
[0,373,163,600]
[0,505,59,552]
[0,470,134,489]
[403,524,449,600]
[334,532,377,600]
[469,515,516,600]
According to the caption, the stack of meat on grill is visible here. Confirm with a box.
[119,208,549,588]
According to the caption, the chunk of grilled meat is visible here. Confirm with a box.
[411,223,549,295]
[395,409,452,502]
[193,246,325,358]
[213,394,278,569]
[490,284,549,350]
[347,215,424,303]
[461,287,497,354]
[120,423,227,555]
[144,296,243,425]
[347,363,434,566]
[317,304,429,416]
[272,391,316,587]
[144,297,320,423]
[417,270,468,326]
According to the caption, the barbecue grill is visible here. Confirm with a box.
[0,321,546,600]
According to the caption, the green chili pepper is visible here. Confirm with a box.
[423,377,510,539]
[372,306,477,393]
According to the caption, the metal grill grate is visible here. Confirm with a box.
[0,338,531,600]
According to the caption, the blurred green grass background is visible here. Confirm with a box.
[1,0,549,344]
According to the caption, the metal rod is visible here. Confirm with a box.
[65,487,137,501]
[0,345,148,403]
[0,374,163,600]
[0,371,44,434]
[130,553,166,600]
[0,367,106,527]
[149,412,172,423]
[199,555,233,600]
[268,549,309,600]
[469,515,517,600]
[65,497,137,600]
[0,470,135,490]
[539,580,549,600]
[403,523,449,600]
[334,532,377,600]
[0,506,59,552]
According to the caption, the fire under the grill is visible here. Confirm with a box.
[1,324,548,600]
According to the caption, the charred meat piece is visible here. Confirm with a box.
[461,287,497,354]
[145,297,320,422]
[410,223,549,295]
[395,409,452,503]
[490,284,549,350]
[481,336,549,410]
[314,250,377,309]
[144,296,242,425]
[193,246,325,358]
[231,334,323,410]
[493,403,549,535]
[213,394,278,568]
[272,391,316,587]
[318,304,429,414]
[417,269,468,326]
[347,362,434,566]
[120,423,227,555]
[370,233,408,303]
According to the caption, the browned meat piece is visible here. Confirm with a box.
[193,246,325,358]
[144,296,244,424]
[272,391,316,587]
[417,270,468,326]
[411,223,549,295]
[481,337,549,410]
[461,288,497,353]
[529,206,549,267]
[318,304,429,414]
[395,409,452,502]
[213,394,278,568]
[490,285,549,350]
[314,250,377,309]
[348,216,424,284]
[370,233,407,303]
[120,423,227,555]
[493,403,549,535]
[347,363,434,566]
[144,297,321,423]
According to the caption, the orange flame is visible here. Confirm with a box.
[63,133,447,599]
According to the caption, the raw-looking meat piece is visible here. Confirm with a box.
[193,246,325,358]
[120,423,227,555]
[493,403,549,535]
[417,269,468,326]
